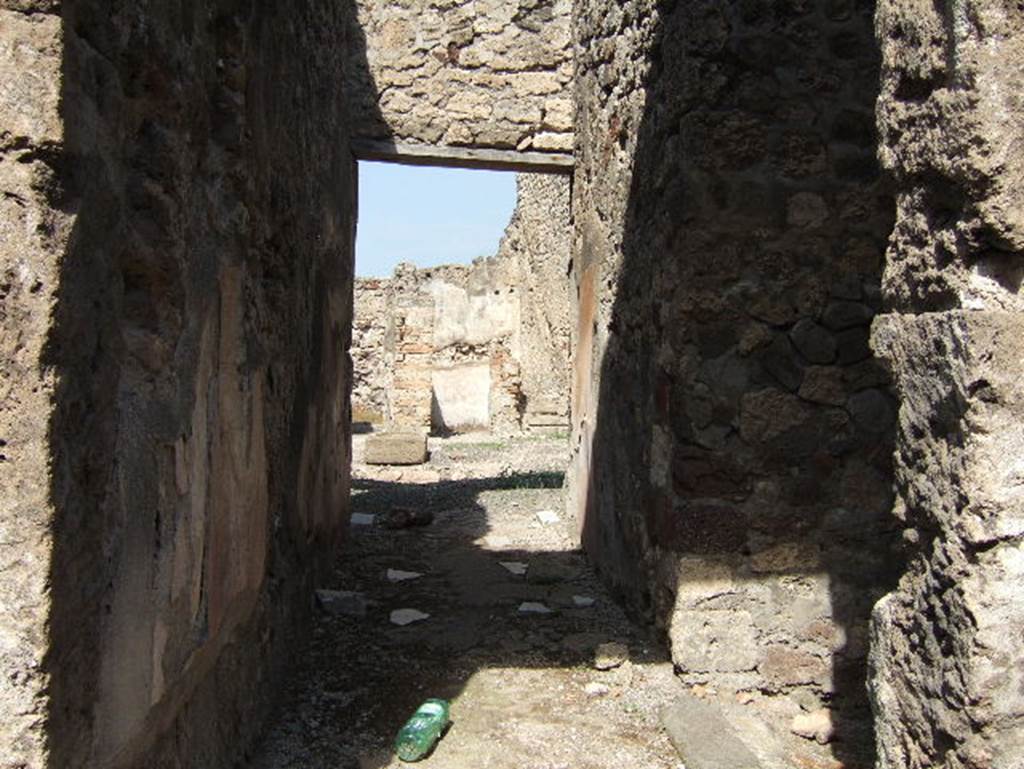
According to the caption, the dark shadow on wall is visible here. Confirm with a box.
[41,1,371,766]
[573,1,903,766]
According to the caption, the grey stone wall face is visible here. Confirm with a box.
[568,0,899,761]
[497,173,572,425]
[348,0,574,152]
[0,2,355,767]
[869,2,1024,767]
[352,277,392,422]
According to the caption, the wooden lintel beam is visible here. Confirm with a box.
[351,138,574,174]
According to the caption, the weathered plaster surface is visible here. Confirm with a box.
[1,2,354,766]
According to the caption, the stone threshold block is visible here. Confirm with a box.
[364,431,429,465]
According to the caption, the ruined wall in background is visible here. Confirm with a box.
[351,172,572,434]
[352,278,391,422]
[569,1,899,763]
[0,2,355,767]
[497,173,573,429]
[348,0,573,152]
[869,3,1024,767]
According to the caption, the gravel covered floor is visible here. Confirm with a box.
[247,432,685,769]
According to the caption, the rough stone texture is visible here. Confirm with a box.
[351,277,390,422]
[498,174,573,428]
[0,7,63,766]
[363,431,429,466]
[869,3,1024,765]
[348,0,574,152]
[387,288,436,429]
[660,697,765,769]
[0,2,354,767]
[869,313,1024,769]
[351,173,571,434]
[875,0,1024,314]
[567,1,900,763]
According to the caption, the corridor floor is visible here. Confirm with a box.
[247,432,684,769]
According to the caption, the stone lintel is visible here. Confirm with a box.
[352,139,574,175]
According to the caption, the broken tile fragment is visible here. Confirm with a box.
[573,595,596,607]
[390,608,430,626]
[387,569,423,582]
[500,561,528,576]
[518,601,553,615]
[535,510,560,525]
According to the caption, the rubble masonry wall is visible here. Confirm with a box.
[0,2,355,767]
[351,172,571,434]
[869,2,1024,766]
[567,1,901,761]
[348,0,573,153]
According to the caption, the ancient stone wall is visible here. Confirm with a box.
[497,173,573,428]
[352,278,391,422]
[0,7,63,764]
[568,1,900,762]
[868,3,1024,767]
[0,2,355,767]
[348,0,573,153]
[351,172,571,435]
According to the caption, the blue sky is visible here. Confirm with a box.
[355,161,518,278]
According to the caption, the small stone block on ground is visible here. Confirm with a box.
[594,642,629,670]
[363,432,428,465]
[661,695,782,769]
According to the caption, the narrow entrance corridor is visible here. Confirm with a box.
[247,433,681,769]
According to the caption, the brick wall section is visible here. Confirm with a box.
[0,3,355,767]
[568,1,900,761]
[868,3,1024,767]
[386,296,435,429]
[348,0,574,152]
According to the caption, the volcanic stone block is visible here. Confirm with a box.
[364,432,429,465]
[869,310,1024,769]
[660,696,771,769]
[790,319,837,364]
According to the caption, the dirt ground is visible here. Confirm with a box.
[247,432,686,769]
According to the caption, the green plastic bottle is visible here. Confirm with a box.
[394,698,450,762]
